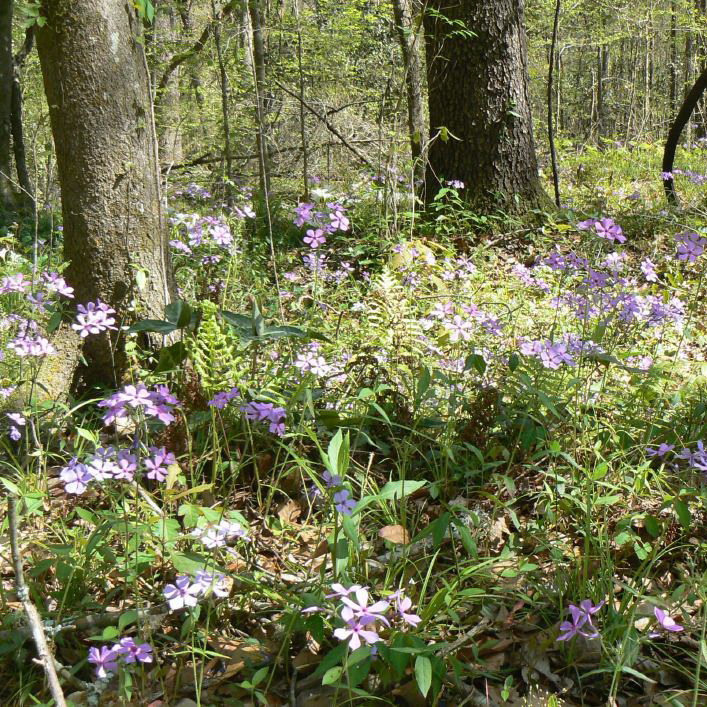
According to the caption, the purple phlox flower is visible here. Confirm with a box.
[650,607,684,637]
[520,339,575,369]
[446,179,465,189]
[329,209,350,232]
[602,251,627,272]
[676,231,706,262]
[0,273,30,294]
[393,593,421,627]
[647,443,674,458]
[7,334,55,357]
[303,228,326,249]
[170,239,193,254]
[661,171,674,181]
[86,451,119,482]
[163,576,201,610]
[444,314,473,343]
[60,459,93,495]
[557,599,604,641]
[113,637,153,664]
[593,217,626,243]
[641,258,659,282]
[322,470,342,488]
[334,489,356,515]
[144,446,176,481]
[430,301,454,320]
[111,450,137,481]
[333,611,382,650]
[193,570,230,598]
[88,645,119,678]
[234,203,256,219]
[210,221,233,248]
[191,518,247,548]
[301,604,327,614]
[72,300,117,338]
[293,202,315,227]
[7,412,25,426]
[576,218,598,231]
[27,292,51,313]
[42,272,74,298]
[340,588,390,625]
[626,355,653,371]
[326,583,366,599]
[241,401,287,436]
[208,387,240,409]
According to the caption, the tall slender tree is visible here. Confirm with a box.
[0,0,15,212]
[392,0,427,190]
[36,0,176,393]
[423,0,544,211]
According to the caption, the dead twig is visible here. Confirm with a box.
[8,495,68,707]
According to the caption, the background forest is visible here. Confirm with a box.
[2,0,707,706]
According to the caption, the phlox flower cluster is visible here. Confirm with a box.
[71,300,117,338]
[98,383,180,426]
[557,599,605,641]
[675,231,706,262]
[208,387,240,409]
[191,518,248,548]
[7,317,55,357]
[59,445,175,494]
[169,212,246,254]
[163,571,230,611]
[174,182,212,201]
[241,400,287,436]
[87,637,153,679]
[6,412,25,441]
[294,343,331,377]
[293,200,350,235]
[303,584,421,651]
[577,217,626,243]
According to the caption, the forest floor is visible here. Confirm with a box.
[2,142,707,706]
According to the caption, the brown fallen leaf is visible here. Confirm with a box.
[278,499,302,524]
[379,524,410,545]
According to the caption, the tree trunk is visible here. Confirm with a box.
[0,0,16,212]
[155,1,183,167]
[36,0,176,391]
[392,0,427,190]
[662,65,707,205]
[423,0,544,211]
[248,0,272,200]
[11,26,34,209]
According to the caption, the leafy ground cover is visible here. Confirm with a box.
[2,146,707,705]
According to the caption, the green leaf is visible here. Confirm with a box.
[464,353,486,375]
[252,299,266,336]
[262,325,309,340]
[378,479,426,501]
[644,515,661,538]
[674,499,691,528]
[221,310,252,330]
[127,319,177,335]
[165,300,192,328]
[594,494,621,506]
[118,609,139,631]
[156,342,187,372]
[415,655,432,697]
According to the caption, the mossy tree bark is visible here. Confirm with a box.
[36,0,176,393]
[423,0,545,212]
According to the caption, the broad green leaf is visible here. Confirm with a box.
[415,655,432,697]
[378,479,426,501]
[127,319,177,335]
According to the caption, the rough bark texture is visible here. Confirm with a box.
[11,28,35,208]
[423,0,544,211]
[393,0,427,189]
[155,2,183,167]
[36,0,176,389]
[249,0,272,198]
[0,0,15,212]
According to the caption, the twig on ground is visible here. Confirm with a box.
[8,494,68,707]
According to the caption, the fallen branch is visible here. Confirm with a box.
[8,495,67,707]
[273,80,375,170]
